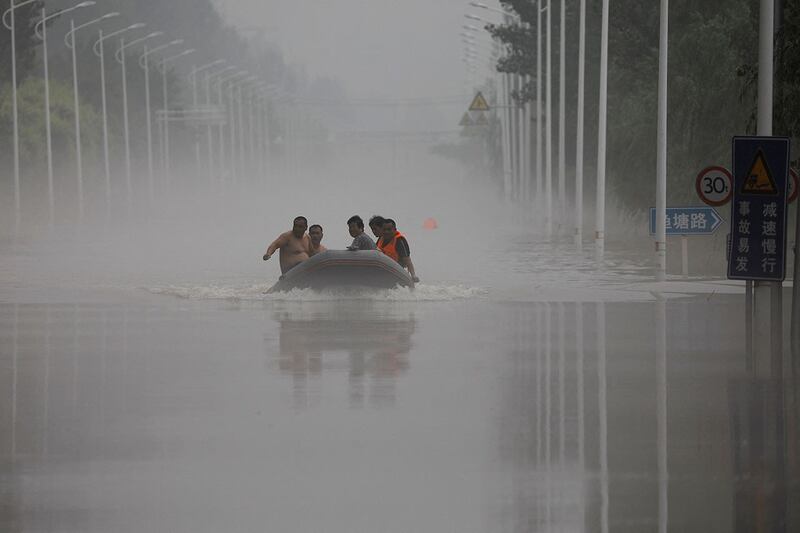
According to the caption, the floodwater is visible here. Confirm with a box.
[2,254,797,532]
[1,157,798,532]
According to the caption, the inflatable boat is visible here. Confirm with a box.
[267,250,414,293]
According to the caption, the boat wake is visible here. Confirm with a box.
[145,282,486,302]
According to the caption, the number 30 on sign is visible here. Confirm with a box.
[695,166,733,206]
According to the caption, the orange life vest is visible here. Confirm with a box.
[378,230,405,262]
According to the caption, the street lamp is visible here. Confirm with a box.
[33,1,96,227]
[230,75,258,184]
[213,70,248,182]
[205,65,237,181]
[159,48,195,185]
[65,11,120,221]
[3,0,55,231]
[94,22,146,214]
[115,31,163,205]
[189,59,225,177]
[139,38,183,201]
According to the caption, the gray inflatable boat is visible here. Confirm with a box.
[267,250,414,293]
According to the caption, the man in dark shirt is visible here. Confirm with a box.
[346,215,377,250]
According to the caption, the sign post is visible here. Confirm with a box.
[728,136,790,378]
[649,206,724,278]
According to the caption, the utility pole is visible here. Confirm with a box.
[575,0,586,250]
[655,0,669,281]
[755,0,782,378]
[596,0,610,260]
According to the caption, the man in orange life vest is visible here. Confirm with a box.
[378,218,419,283]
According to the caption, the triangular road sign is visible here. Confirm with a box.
[474,111,489,126]
[459,112,474,127]
[468,91,490,112]
[742,149,778,195]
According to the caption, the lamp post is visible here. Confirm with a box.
[230,75,258,184]
[655,0,669,281]
[65,11,120,221]
[189,59,225,178]
[139,39,183,201]
[205,66,237,181]
[159,48,195,186]
[2,0,41,231]
[596,0,610,259]
[213,70,247,183]
[94,23,146,215]
[575,0,586,250]
[33,1,96,228]
[115,31,163,206]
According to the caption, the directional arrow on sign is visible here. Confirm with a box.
[649,206,724,236]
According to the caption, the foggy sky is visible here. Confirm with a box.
[212,0,485,101]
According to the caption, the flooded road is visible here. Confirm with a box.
[1,288,797,532]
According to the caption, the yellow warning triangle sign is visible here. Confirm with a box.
[742,149,778,195]
[474,111,489,126]
[468,91,490,112]
[459,112,474,127]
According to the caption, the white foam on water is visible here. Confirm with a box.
[145,283,487,302]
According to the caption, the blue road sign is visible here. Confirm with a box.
[649,206,724,236]
[727,136,791,282]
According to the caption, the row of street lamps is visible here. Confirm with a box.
[462,0,613,262]
[3,0,285,232]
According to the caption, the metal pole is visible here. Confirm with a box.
[143,46,154,203]
[536,0,543,202]
[42,7,54,227]
[218,80,226,182]
[70,19,85,220]
[191,66,200,177]
[98,29,112,215]
[205,72,214,182]
[517,76,525,202]
[501,74,512,201]
[162,62,170,186]
[575,0,586,250]
[656,0,669,281]
[558,0,566,226]
[7,1,21,231]
[247,87,255,177]
[756,0,782,378]
[238,84,245,181]
[228,82,236,183]
[596,0,610,259]
[120,38,132,206]
[546,0,553,238]
[524,76,532,203]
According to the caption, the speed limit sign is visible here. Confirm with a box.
[696,166,733,206]
[790,168,798,204]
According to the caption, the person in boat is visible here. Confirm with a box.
[378,218,419,283]
[346,215,377,251]
[308,224,327,256]
[262,216,311,274]
[368,215,385,242]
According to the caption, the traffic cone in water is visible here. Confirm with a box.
[423,217,438,230]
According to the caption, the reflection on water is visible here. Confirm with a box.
[0,297,798,532]
[272,303,416,409]
[496,300,799,533]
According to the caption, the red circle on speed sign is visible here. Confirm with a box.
[696,166,733,206]
[790,168,798,204]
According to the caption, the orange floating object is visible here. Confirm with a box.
[423,217,438,230]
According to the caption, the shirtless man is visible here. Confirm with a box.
[308,224,327,256]
[263,216,311,274]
